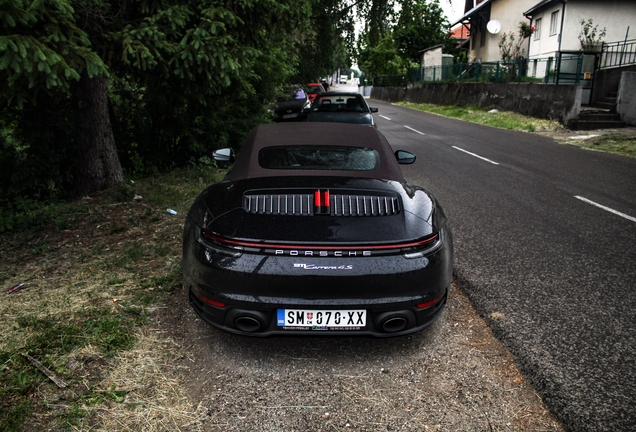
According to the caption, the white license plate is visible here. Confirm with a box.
[282,113,298,119]
[277,309,366,329]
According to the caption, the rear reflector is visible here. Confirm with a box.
[417,291,445,309]
[205,298,226,308]
[417,298,438,309]
[191,286,225,308]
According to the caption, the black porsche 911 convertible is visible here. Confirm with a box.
[183,122,453,337]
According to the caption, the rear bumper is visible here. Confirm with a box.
[187,285,447,337]
[183,228,453,337]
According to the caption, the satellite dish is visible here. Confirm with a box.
[487,20,501,34]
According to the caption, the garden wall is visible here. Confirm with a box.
[371,82,583,125]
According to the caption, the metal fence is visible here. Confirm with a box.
[600,38,636,69]
[373,55,586,87]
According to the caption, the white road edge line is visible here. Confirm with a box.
[451,146,500,165]
[574,196,636,223]
[379,115,392,120]
[404,125,425,135]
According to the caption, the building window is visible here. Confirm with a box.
[550,11,559,35]
[480,22,486,47]
[534,18,541,40]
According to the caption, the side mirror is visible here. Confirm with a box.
[213,148,236,163]
[370,107,378,113]
[395,150,416,164]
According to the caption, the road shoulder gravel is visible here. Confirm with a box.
[158,283,564,431]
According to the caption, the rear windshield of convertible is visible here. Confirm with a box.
[258,145,380,171]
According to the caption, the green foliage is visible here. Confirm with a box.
[498,22,532,61]
[578,19,606,50]
[1,0,314,205]
[0,195,53,233]
[357,0,454,77]
[292,0,354,82]
[0,92,76,203]
[359,0,395,47]
[0,0,108,106]
[359,32,409,75]
[392,0,454,64]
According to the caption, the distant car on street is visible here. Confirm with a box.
[303,83,325,103]
[307,91,378,127]
[272,86,311,122]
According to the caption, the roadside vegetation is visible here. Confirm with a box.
[562,133,636,158]
[396,101,636,158]
[0,165,224,430]
[396,102,563,133]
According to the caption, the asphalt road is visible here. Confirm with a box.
[368,99,636,431]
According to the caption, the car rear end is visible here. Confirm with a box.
[183,177,453,337]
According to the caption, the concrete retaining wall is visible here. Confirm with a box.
[592,65,636,105]
[371,82,583,125]
[617,72,636,126]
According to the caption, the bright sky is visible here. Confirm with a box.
[440,0,465,24]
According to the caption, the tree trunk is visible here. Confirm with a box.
[71,73,124,195]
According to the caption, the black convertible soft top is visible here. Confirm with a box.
[225,123,406,182]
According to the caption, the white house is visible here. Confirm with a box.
[455,0,636,64]
[524,0,636,59]
[453,0,537,63]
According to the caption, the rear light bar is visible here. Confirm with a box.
[202,230,439,252]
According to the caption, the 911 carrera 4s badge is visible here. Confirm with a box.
[294,263,353,270]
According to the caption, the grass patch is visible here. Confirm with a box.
[565,133,636,158]
[396,102,562,133]
[0,399,32,432]
[0,164,226,430]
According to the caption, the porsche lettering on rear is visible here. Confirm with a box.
[276,250,371,257]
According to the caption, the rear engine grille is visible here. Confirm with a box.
[243,194,400,216]
[331,194,400,216]
[244,194,314,216]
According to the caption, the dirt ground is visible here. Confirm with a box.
[156,282,564,431]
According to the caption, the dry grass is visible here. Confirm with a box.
[0,166,224,431]
[87,328,206,432]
